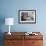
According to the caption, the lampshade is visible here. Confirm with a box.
[5,18,14,25]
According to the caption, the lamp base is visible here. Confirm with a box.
[8,32,11,35]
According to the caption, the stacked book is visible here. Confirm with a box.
[25,32,38,35]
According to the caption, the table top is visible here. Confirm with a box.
[4,32,43,40]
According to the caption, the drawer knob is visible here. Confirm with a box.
[32,42,35,44]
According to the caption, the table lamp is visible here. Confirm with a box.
[5,18,14,35]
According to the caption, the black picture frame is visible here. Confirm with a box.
[18,10,36,24]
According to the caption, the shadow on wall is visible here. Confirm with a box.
[0,15,5,31]
[0,33,4,46]
[0,16,5,46]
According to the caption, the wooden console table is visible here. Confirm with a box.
[4,32,43,46]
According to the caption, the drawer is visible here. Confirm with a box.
[25,35,43,40]
[4,40,24,46]
[4,40,16,46]
[4,35,24,40]
[32,40,43,46]
[24,40,43,46]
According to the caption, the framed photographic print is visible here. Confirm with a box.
[18,10,36,24]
